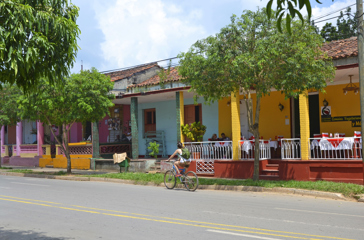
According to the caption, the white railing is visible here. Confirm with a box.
[309,137,362,160]
[281,138,301,159]
[184,141,232,160]
[239,140,271,160]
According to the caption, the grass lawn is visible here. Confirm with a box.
[7,169,69,175]
[84,172,364,198]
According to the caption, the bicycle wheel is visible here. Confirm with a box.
[164,170,176,189]
[184,171,199,191]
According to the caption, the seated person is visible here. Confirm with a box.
[211,134,218,141]
[114,135,121,142]
[220,133,230,141]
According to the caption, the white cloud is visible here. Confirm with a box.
[93,0,206,70]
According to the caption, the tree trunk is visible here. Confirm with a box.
[92,122,100,158]
[63,124,71,174]
[252,96,261,181]
[246,92,261,181]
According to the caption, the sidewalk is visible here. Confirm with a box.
[1,165,363,202]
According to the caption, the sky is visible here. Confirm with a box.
[71,0,357,73]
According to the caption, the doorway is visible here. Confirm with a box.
[293,93,320,138]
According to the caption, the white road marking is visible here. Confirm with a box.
[203,211,364,231]
[207,229,282,240]
[10,182,49,187]
[275,207,364,218]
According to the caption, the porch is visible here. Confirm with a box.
[179,138,364,184]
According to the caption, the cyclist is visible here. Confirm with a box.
[166,142,191,177]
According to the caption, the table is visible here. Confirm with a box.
[311,137,357,151]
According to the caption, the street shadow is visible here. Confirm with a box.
[0,227,71,240]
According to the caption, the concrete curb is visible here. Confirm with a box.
[0,171,355,202]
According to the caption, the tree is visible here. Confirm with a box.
[18,68,115,173]
[0,84,21,167]
[178,9,335,180]
[319,7,358,41]
[0,0,80,92]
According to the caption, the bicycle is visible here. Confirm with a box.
[164,161,199,191]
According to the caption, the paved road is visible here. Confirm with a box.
[0,175,363,240]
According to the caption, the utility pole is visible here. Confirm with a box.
[357,1,364,172]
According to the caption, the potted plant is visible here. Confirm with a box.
[181,122,206,159]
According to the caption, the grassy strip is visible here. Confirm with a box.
[5,170,364,197]
[7,169,69,175]
[0,167,12,169]
[86,172,364,197]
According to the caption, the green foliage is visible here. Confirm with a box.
[181,122,206,142]
[178,9,334,102]
[17,67,115,172]
[266,0,322,33]
[0,0,80,92]
[318,7,357,41]
[178,9,335,180]
[0,83,21,167]
[148,141,160,159]
[0,83,21,127]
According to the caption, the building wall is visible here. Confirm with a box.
[22,120,36,144]
[99,115,110,143]
[218,92,291,140]
[7,125,16,144]
[137,98,219,156]
[319,83,360,137]
[70,122,83,143]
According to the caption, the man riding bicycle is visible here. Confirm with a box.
[166,142,191,177]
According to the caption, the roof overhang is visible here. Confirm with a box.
[113,87,193,104]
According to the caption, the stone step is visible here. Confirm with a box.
[265,164,279,170]
[261,169,279,176]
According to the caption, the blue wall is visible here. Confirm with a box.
[138,97,218,156]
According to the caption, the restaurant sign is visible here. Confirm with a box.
[321,115,361,127]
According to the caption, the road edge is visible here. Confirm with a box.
[0,171,358,202]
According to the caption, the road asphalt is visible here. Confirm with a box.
[1,165,363,203]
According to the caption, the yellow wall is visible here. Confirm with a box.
[51,157,91,170]
[257,92,291,139]
[319,84,360,136]
[218,92,291,140]
[218,97,232,138]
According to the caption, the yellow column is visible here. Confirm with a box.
[231,91,241,160]
[299,91,310,160]
[180,92,184,143]
[45,145,51,155]
[4,145,9,157]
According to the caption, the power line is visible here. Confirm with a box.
[312,3,356,21]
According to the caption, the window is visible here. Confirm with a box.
[144,108,156,136]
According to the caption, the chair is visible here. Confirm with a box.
[339,133,346,137]
[354,131,361,138]
[322,133,329,138]
[313,134,322,138]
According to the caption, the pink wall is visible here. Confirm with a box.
[99,115,110,143]
[70,122,83,143]
[8,125,16,144]
[123,105,131,135]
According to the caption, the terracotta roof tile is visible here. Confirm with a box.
[127,37,359,89]
[128,67,181,88]
[322,36,358,59]
[104,63,160,82]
